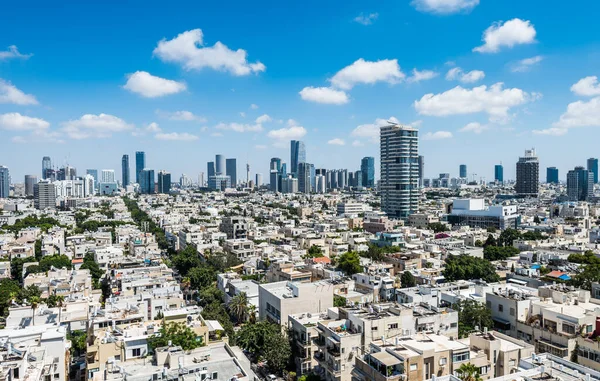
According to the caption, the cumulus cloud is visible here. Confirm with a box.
[155,109,207,123]
[411,0,479,14]
[146,122,161,132]
[327,138,346,146]
[511,56,543,73]
[0,79,38,105]
[407,69,439,83]
[250,104,259,110]
[0,45,32,60]
[267,120,307,144]
[422,131,453,140]
[570,76,600,97]
[215,122,263,133]
[153,29,265,76]
[299,86,349,105]
[330,59,404,90]
[0,113,49,131]
[155,132,199,141]
[474,18,537,53]
[61,113,134,139]
[354,13,378,25]
[351,116,400,143]
[459,122,488,134]
[255,114,272,124]
[414,82,536,122]
[123,71,186,98]
[445,67,485,83]
[553,97,600,130]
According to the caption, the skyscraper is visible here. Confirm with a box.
[417,156,424,188]
[270,157,282,172]
[122,154,130,186]
[42,156,52,179]
[380,124,419,219]
[207,162,215,179]
[298,162,313,194]
[139,169,155,194]
[459,164,467,179]
[34,180,56,209]
[567,166,593,201]
[587,158,598,184]
[157,171,171,194]
[215,154,225,175]
[25,175,37,196]
[135,151,145,184]
[546,167,559,184]
[226,158,237,186]
[290,140,306,177]
[494,164,504,183]
[361,157,375,188]
[255,173,263,187]
[101,169,115,183]
[515,149,539,197]
[0,166,9,198]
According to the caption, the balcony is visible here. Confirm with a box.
[314,337,326,347]
[327,345,341,358]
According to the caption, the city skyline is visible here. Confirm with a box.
[2,1,600,182]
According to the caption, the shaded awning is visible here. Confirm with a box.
[492,317,511,330]
[205,320,224,332]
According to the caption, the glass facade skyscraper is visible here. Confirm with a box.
[567,166,593,201]
[588,158,598,184]
[459,164,467,178]
[42,156,52,179]
[0,166,9,199]
[207,162,215,179]
[157,170,171,194]
[215,154,225,175]
[139,169,154,194]
[361,157,375,188]
[122,154,130,186]
[515,149,539,197]
[135,151,145,184]
[494,164,504,183]
[290,140,306,177]
[226,158,237,186]
[546,167,559,184]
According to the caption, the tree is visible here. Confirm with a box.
[334,295,346,307]
[452,300,493,338]
[455,363,482,381]
[79,253,104,287]
[428,222,448,233]
[483,246,520,261]
[263,329,292,372]
[571,343,579,363]
[34,239,42,260]
[443,255,500,283]
[30,296,40,325]
[148,322,201,351]
[486,226,497,233]
[229,292,249,323]
[474,240,483,247]
[498,228,521,247]
[236,321,291,372]
[188,267,216,290]
[483,234,497,247]
[306,245,324,258]
[181,277,191,303]
[39,254,72,272]
[337,251,362,275]
[0,278,21,316]
[400,271,416,288]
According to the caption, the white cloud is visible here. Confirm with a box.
[153,29,265,76]
[61,113,134,139]
[146,122,161,132]
[155,132,199,141]
[351,116,399,143]
[0,113,49,131]
[330,59,405,90]
[532,127,568,136]
[570,76,600,97]
[255,114,272,124]
[215,122,263,133]
[0,45,32,60]
[155,109,207,122]
[414,83,535,122]
[407,69,439,83]
[474,18,537,53]
[411,0,479,14]
[267,121,307,142]
[123,71,186,98]
[553,97,600,129]
[250,104,259,110]
[459,122,488,134]
[354,13,378,25]
[422,131,453,140]
[327,138,346,146]
[445,67,485,83]
[240,112,246,118]
[299,86,349,105]
[511,56,543,72]
[352,140,364,147]
[0,79,38,105]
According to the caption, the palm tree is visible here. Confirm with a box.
[456,363,482,381]
[56,295,65,324]
[247,304,257,324]
[30,296,40,326]
[228,292,249,323]
[181,277,191,303]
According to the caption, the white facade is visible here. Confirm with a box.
[101,169,115,183]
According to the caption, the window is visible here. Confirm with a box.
[410,364,417,371]
[132,348,141,357]
[562,323,576,335]
[452,352,470,363]
[371,326,378,331]
[510,308,515,316]
[212,372,218,379]
[388,323,398,330]
[450,322,458,328]
[498,304,504,312]
[480,366,489,375]
[509,359,516,367]
[439,357,447,365]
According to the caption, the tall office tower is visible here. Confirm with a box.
[355,170,363,187]
[588,158,599,183]
[135,151,145,183]
[139,169,155,194]
[208,175,230,191]
[330,170,338,189]
[270,157,282,172]
[515,149,539,197]
[281,163,287,177]
[226,158,237,186]
[315,175,326,193]
[34,180,56,209]
[360,157,375,188]
[86,169,98,184]
[207,162,215,179]
[310,165,316,191]
[24,175,38,196]
[298,162,312,194]
[198,172,205,187]
[84,174,95,196]
[417,156,424,188]
[459,164,467,179]
[246,163,250,184]
[58,166,76,181]
[0,166,9,198]
[348,172,354,187]
[546,167,559,184]
[256,174,263,187]
[42,156,52,179]
[122,154,130,186]
[567,166,594,201]
[495,164,504,183]
[215,154,225,175]
[290,140,306,177]
[281,177,298,194]
[101,169,115,183]
[270,170,280,192]
[380,124,419,219]
[180,174,191,188]
[337,170,346,189]
[157,171,171,194]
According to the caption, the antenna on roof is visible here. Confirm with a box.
[387,120,400,126]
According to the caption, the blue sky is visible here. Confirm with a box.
[1,0,600,183]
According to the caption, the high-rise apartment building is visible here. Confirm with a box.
[270,170,280,192]
[255,173,262,187]
[42,156,52,179]
[24,175,38,196]
[290,140,306,177]
[135,151,145,184]
[546,167,559,184]
[226,158,237,186]
[495,164,504,183]
[459,164,467,179]
[298,162,313,194]
[34,180,56,209]
[0,166,9,198]
[315,175,326,193]
[101,169,115,184]
[515,149,539,197]
[361,157,375,188]
[417,155,424,188]
[380,124,419,219]
[215,154,225,175]
[567,166,594,201]
[198,172,205,187]
[157,171,171,194]
[587,158,598,184]
[139,169,155,194]
[208,175,230,191]
[122,154,130,186]
[281,177,298,194]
